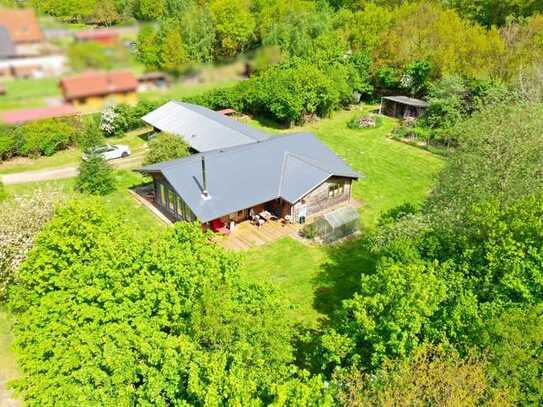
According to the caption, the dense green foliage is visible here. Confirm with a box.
[8,200,329,404]
[144,133,190,165]
[0,117,101,161]
[75,155,116,195]
[319,103,543,403]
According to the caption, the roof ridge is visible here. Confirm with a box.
[277,152,290,196]
[285,151,333,175]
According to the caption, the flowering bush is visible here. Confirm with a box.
[0,186,65,299]
[99,105,119,137]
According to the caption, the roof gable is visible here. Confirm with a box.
[0,9,42,44]
[142,101,269,152]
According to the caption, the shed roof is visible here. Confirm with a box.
[383,96,428,108]
[0,9,43,44]
[0,26,15,58]
[60,70,138,101]
[142,101,270,152]
[0,104,78,124]
[137,133,360,222]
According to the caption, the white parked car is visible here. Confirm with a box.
[83,144,131,161]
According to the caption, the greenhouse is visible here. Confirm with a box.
[311,206,360,243]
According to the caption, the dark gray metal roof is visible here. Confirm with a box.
[142,101,270,152]
[138,133,360,222]
[0,26,15,59]
[383,96,428,108]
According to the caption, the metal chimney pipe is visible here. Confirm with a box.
[201,156,208,198]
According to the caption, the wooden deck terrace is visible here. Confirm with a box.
[217,219,300,251]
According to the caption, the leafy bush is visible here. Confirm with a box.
[333,344,509,406]
[17,119,78,158]
[101,100,161,137]
[74,115,104,151]
[302,222,319,240]
[144,133,190,165]
[0,126,21,160]
[75,155,116,195]
[0,186,65,299]
[7,200,305,405]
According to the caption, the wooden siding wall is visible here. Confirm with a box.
[292,176,352,221]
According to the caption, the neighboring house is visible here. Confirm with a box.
[0,104,77,125]
[74,29,119,45]
[59,70,138,111]
[0,9,66,78]
[136,133,360,228]
[142,101,270,152]
[0,54,66,78]
[0,8,43,56]
[380,96,428,120]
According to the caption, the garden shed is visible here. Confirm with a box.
[311,206,360,243]
[380,96,428,120]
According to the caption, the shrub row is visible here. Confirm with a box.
[0,118,92,160]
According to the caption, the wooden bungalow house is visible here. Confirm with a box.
[136,133,360,229]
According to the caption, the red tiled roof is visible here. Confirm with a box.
[0,105,78,125]
[74,28,119,41]
[0,9,43,44]
[59,70,138,101]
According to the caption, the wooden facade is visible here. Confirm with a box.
[149,174,353,226]
[292,176,352,222]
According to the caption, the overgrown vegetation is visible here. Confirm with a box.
[317,103,543,403]
[144,133,190,165]
[7,200,330,404]
[0,117,101,161]
[75,155,116,195]
[0,186,65,300]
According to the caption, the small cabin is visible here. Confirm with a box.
[380,96,428,120]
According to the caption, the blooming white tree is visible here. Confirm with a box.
[100,105,118,137]
[0,186,66,299]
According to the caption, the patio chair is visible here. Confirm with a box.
[211,219,231,235]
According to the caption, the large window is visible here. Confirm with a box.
[328,181,344,198]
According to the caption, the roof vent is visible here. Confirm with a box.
[201,156,211,200]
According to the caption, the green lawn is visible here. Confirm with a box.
[4,105,443,330]
[0,78,62,110]
[0,128,149,175]
[240,106,443,328]
[0,309,18,405]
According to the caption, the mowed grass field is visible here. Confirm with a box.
[239,107,443,327]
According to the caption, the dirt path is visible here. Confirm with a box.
[1,153,145,185]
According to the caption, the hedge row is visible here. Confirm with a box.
[0,117,92,160]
